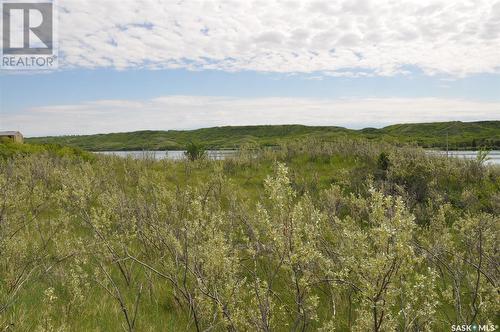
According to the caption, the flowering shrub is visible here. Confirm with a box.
[0,140,498,331]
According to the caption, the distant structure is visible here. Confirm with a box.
[0,131,24,143]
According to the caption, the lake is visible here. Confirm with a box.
[95,150,500,165]
[95,150,238,160]
[427,150,500,165]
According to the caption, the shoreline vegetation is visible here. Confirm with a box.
[0,136,499,330]
[26,120,500,151]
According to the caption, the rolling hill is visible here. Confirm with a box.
[26,121,500,151]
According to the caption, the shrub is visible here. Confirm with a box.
[184,141,206,161]
[0,139,498,330]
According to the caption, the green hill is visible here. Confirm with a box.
[365,121,500,148]
[26,121,500,151]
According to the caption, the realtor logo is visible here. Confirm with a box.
[1,0,57,69]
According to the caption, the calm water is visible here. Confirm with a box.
[95,150,500,165]
[427,150,500,165]
[95,150,238,160]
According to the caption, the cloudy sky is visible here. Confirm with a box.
[1,0,499,136]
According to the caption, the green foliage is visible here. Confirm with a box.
[376,152,390,175]
[0,139,498,331]
[476,148,491,165]
[184,141,206,161]
[0,141,95,161]
[26,121,500,150]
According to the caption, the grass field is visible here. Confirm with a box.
[0,138,498,331]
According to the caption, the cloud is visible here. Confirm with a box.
[3,96,499,136]
[52,0,500,77]
[254,31,285,45]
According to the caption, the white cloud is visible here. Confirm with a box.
[53,0,500,76]
[3,96,499,136]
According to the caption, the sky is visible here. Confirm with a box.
[1,0,499,137]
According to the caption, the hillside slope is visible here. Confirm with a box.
[365,121,500,148]
[26,121,500,150]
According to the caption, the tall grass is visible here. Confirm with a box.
[0,139,498,331]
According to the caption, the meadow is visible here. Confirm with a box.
[0,138,498,331]
[26,121,500,151]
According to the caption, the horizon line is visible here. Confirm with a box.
[22,119,500,138]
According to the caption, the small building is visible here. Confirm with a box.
[0,131,24,143]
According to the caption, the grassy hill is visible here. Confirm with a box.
[26,121,500,151]
[371,121,500,148]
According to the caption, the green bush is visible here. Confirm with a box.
[0,141,95,161]
[0,139,498,331]
[184,141,206,161]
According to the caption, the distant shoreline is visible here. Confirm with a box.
[25,121,500,151]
